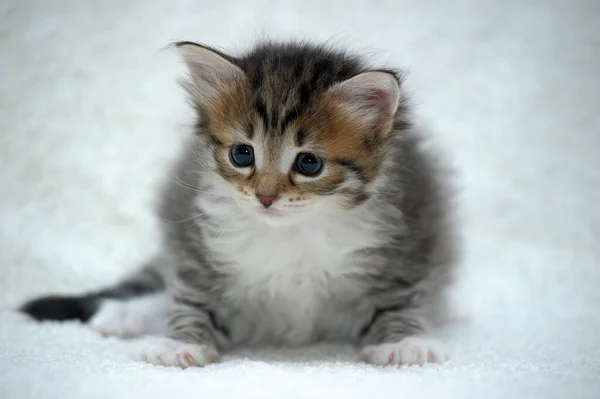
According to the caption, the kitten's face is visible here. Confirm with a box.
[179,42,401,225]
[205,89,380,225]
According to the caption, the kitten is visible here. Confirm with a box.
[21,40,458,368]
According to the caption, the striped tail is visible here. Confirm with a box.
[20,265,165,322]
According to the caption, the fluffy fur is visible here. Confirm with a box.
[21,40,458,368]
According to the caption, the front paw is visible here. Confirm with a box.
[134,336,220,368]
[361,336,449,366]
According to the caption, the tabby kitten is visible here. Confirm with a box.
[22,40,457,368]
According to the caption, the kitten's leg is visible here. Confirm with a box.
[89,292,169,338]
[359,308,449,366]
[136,272,222,368]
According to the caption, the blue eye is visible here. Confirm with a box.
[230,144,254,167]
[294,153,324,177]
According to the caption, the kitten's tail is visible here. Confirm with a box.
[20,265,165,322]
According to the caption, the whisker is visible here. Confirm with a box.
[161,202,237,224]
[216,212,237,239]
[162,213,212,224]
[172,177,204,194]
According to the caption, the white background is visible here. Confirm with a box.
[1,0,599,398]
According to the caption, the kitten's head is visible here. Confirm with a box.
[178,41,405,225]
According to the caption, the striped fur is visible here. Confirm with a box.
[21,40,458,367]
[21,264,164,322]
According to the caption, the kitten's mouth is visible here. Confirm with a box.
[256,207,282,217]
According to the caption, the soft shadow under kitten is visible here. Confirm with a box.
[21,40,458,368]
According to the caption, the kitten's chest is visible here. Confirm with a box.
[215,219,360,296]
[204,214,379,345]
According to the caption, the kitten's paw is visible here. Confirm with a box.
[361,337,449,366]
[134,336,220,368]
[89,300,144,338]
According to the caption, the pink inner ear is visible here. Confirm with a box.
[364,89,390,110]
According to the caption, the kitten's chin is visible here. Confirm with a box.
[256,211,302,227]
[259,214,290,227]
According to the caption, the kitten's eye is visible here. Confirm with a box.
[230,144,255,167]
[294,153,324,177]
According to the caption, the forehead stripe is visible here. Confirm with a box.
[255,101,269,131]
[270,108,279,131]
[282,108,301,133]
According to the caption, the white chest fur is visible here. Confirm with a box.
[198,199,385,346]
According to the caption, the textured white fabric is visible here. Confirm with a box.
[1,0,599,398]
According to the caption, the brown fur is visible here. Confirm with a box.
[199,74,388,204]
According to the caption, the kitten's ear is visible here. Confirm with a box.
[328,71,401,135]
[176,42,244,103]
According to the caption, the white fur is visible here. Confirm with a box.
[89,293,169,338]
[361,337,450,366]
[196,187,388,346]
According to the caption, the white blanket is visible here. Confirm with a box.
[1,1,599,398]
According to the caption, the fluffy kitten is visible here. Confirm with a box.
[21,40,458,368]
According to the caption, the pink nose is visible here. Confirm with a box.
[256,194,279,209]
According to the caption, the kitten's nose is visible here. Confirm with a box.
[256,193,279,209]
